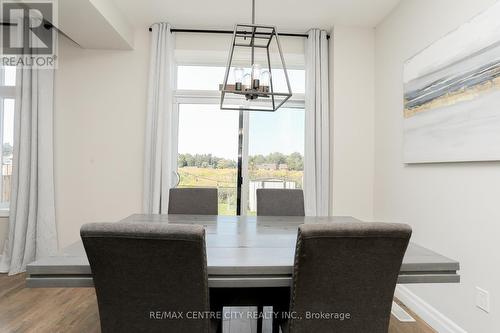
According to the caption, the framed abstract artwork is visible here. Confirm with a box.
[403,2,500,163]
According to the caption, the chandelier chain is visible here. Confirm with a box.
[252,0,255,24]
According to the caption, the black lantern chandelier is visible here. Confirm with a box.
[219,0,293,111]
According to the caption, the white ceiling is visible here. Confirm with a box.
[112,0,401,32]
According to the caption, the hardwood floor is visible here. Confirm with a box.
[0,273,436,333]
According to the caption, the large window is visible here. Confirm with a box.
[175,65,305,215]
[0,67,16,213]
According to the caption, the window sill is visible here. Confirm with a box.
[0,209,9,218]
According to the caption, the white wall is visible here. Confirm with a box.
[331,26,375,222]
[375,0,500,331]
[54,29,150,248]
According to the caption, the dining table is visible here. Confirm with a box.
[26,214,460,288]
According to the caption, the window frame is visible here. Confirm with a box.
[173,65,305,216]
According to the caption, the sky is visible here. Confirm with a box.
[177,66,305,160]
[3,99,14,146]
[178,105,304,159]
[248,108,304,156]
[2,67,15,146]
[4,67,16,86]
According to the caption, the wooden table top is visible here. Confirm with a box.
[26,214,460,288]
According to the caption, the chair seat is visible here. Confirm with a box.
[81,223,216,333]
[168,187,218,215]
[256,189,305,216]
[283,222,412,332]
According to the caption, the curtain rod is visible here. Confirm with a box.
[147,27,331,40]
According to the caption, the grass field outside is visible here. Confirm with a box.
[177,167,303,215]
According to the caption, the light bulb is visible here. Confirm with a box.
[261,70,270,92]
[242,73,251,91]
[251,64,261,89]
[233,67,244,91]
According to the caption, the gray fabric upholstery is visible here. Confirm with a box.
[256,189,305,216]
[168,188,218,215]
[81,222,217,333]
[284,222,412,333]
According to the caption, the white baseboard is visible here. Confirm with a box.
[392,301,416,322]
[395,285,467,333]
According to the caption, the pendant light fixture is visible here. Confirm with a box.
[219,0,293,111]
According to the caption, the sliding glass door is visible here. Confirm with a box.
[175,65,305,215]
[246,107,305,215]
[177,104,239,215]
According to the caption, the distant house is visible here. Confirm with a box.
[278,164,288,170]
[256,163,277,170]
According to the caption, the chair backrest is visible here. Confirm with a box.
[168,187,218,215]
[81,222,210,333]
[256,189,305,216]
[288,222,412,333]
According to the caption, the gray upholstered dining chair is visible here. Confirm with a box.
[81,222,219,333]
[256,188,305,216]
[281,222,412,333]
[168,187,218,215]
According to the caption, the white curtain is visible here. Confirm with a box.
[143,23,178,214]
[0,68,57,275]
[304,29,330,216]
